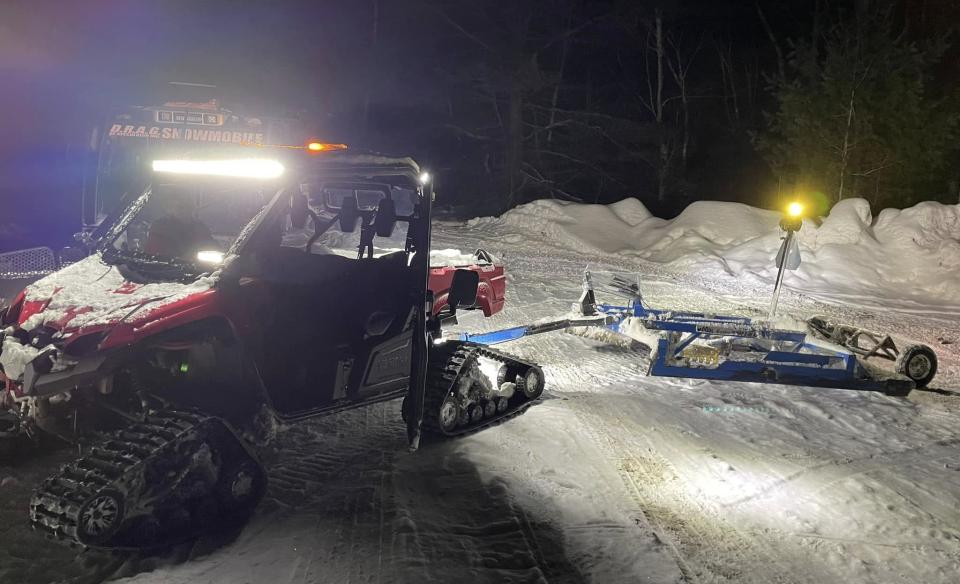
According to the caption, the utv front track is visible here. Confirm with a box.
[30,410,265,549]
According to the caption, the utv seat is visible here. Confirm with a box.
[261,246,355,286]
[261,246,415,338]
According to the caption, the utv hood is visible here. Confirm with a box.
[13,254,218,350]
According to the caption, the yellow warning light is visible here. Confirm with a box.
[786,202,804,217]
[306,142,348,152]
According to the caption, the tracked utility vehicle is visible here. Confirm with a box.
[0,153,541,548]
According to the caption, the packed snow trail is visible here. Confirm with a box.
[2,199,960,583]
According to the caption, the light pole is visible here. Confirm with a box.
[769,202,804,321]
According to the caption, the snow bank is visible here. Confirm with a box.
[470,197,960,309]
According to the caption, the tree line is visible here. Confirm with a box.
[321,0,958,216]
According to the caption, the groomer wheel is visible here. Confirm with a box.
[895,344,937,387]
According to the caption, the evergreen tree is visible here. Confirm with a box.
[756,3,959,209]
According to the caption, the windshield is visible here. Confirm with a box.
[105,180,274,268]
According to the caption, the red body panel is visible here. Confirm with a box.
[8,258,505,355]
[17,288,237,352]
[429,264,506,317]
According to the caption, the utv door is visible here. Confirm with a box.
[256,248,420,419]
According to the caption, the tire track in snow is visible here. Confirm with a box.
[229,402,407,584]
[576,398,837,584]
[723,437,960,511]
[389,435,587,584]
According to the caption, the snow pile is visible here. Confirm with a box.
[0,334,40,380]
[469,198,661,256]
[429,248,488,266]
[470,197,960,309]
[722,199,960,308]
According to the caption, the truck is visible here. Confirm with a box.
[1,83,305,298]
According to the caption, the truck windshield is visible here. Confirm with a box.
[106,181,273,267]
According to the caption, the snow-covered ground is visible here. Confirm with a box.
[2,198,959,584]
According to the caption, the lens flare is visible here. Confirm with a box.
[786,202,803,217]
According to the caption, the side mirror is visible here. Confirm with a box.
[448,269,479,310]
[374,198,396,237]
[290,194,309,229]
[340,196,360,233]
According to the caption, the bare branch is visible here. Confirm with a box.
[520,164,585,202]
[536,12,612,53]
[538,150,632,185]
[523,103,636,124]
[443,123,496,142]
[850,160,896,177]
[642,28,656,118]
[755,0,785,84]
[435,8,494,52]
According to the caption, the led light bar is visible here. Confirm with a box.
[152,159,285,179]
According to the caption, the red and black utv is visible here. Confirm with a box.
[0,153,542,548]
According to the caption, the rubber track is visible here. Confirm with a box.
[29,409,216,548]
[422,341,541,437]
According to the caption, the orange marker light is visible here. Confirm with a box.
[306,142,348,152]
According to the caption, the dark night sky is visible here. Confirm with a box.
[0,0,763,209]
[0,1,441,154]
[1,1,371,248]
[1,0,956,250]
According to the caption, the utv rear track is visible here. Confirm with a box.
[30,409,265,549]
[422,341,543,437]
